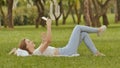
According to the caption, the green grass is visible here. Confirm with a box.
[0,24,120,68]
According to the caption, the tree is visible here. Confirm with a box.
[83,0,92,26]
[62,0,74,25]
[6,0,14,28]
[74,0,84,24]
[83,0,113,27]
[93,0,113,27]
[0,0,7,28]
[50,0,62,26]
[115,0,120,23]
[34,0,46,28]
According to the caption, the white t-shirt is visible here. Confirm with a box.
[33,46,56,56]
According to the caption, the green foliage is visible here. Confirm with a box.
[13,6,37,25]
[0,0,115,26]
[17,0,28,7]
[0,0,6,6]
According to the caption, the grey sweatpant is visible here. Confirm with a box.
[59,25,99,56]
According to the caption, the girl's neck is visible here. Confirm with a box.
[28,48,35,54]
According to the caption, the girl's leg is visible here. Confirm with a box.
[81,32,105,56]
[76,25,106,36]
[67,25,106,47]
[79,32,105,56]
[80,32,98,54]
[59,25,99,55]
[59,25,105,56]
[76,25,99,33]
[67,25,99,48]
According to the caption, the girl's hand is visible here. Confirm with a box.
[41,17,52,26]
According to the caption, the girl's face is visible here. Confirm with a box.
[25,39,35,49]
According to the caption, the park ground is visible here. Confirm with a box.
[0,15,120,68]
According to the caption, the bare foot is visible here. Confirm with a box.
[94,52,106,56]
[97,25,107,36]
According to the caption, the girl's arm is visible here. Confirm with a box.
[8,48,17,55]
[39,19,52,53]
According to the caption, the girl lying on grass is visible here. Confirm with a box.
[9,18,106,57]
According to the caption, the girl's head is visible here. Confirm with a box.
[19,39,35,54]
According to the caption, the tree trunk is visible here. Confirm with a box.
[95,15,101,27]
[115,0,120,23]
[91,0,112,27]
[51,0,62,26]
[102,14,109,26]
[71,10,76,24]
[74,0,83,24]
[62,0,73,25]
[62,17,67,25]
[55,18,59,26]
[35,0,45,28]
[7,0,14,28]
[89,0,96,27]
[83,0,92,26]
[35,1,40,28]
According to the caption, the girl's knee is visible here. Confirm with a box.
[75,25,81,29]
[81,32,89,36]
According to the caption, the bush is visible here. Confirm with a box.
[13,6,37,25]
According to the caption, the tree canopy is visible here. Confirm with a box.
[0,0,119,28]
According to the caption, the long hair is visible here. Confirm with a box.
[18,39,32,54]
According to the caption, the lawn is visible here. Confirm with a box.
[0,23,120,68]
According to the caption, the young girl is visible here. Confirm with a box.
[9,18,106,57]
